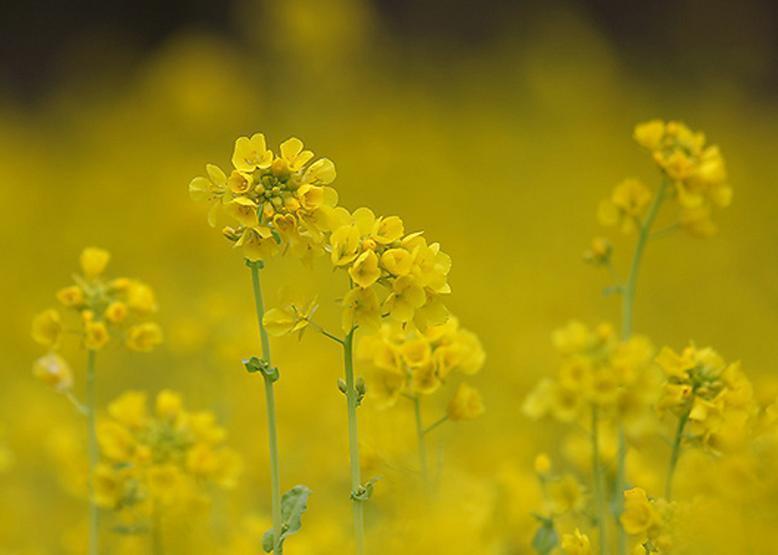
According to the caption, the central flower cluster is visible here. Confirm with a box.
[189,133,338,262]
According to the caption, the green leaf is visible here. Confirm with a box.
[531,518,558,555]
[263,485,312,552]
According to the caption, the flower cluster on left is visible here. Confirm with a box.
[32,247,162,368]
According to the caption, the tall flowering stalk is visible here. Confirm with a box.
[189,133,333,552]
[524,119,735,555]
[31,247,162,555]
[264,207,462,551]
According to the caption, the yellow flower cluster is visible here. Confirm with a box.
[357,317,485,411]
[31,248,162,392]
[634,119,732,237]
[330,207,452,331]
[620,488,673,554]
[656,344,756,453]
[189,133,339,262]
[523,321,657,435]
[95,390,242,513]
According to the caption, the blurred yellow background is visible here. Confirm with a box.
[2,0,778,553]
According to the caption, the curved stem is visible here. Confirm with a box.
[591,406,607,555]
[615,178,669,554]
[413,396,428,483]
[665,407,690,500]
[343,329,366,555]
[85,349,99,555]
[249,264,284,554]
[423,415,448,435]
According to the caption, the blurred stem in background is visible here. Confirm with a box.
[614,177,669,554]
[85,349,99,555]
[413,396,429,483]
[665,406,691,500]
[342,328,366,555]
[249,262,284,555]
[591,406,607,555]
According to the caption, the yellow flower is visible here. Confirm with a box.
[598,178,652,234]
[384,276,426,323]
[279,137,314,172]
[232,132,273,172]
[97,420,137,460]
[104,301,128,323]
[633,119,665,150]
[84,320,110,350]
[400,337,432,368]
[534,453,552,476]
[341,287,381,331]
[582,237,612,266]
[126,322,163,352]
[93,463,127,508]
[156,389,183,420]
[108,391,148,429]
[226,170,253,194]
[373,215,404,244]
[302,158,336,185]
[620,487,658,536]
[561,528,591,555]
[80,247,111,278]
[349,250,381,289]
[235,226,278,262]
[381,248,414,276]
[56,285,84,307]
[225,196,259,227]
[447,383,485,421]
[330,225,361,266]
[189,164,227,227]
[148,464,183,505]
[126,281,158,315]
[547,474,586,514]
[32,352,73,392]
[410,361,440,394]
[31,308,62,348]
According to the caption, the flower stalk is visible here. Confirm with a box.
[665,406,690,501]
[413,396,429,483]
[249,262,284,555]
[85,349,99,555]
[614,178,669,554]
[591,406,607,555]
[342,328,366,555]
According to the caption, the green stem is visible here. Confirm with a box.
[665,408,690,500]
[422,415,448,435]
[614,178,669,554]
[413,396,428,483]
[343,329,366,555]
[85,349,99,555]
[591,406,607,555]
[249,263,284,555]
[621,178,668,339]
[152,501,163,555]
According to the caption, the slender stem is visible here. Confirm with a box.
[152,501,163,555]
[422,415,448,435]
[249,264,284,555]
[343,329,366,555]
[591,406,607,555]
[614,178,669,554]
[621,178,668,339]
[665,407,690,501]
[66,391,89,415]
[413,396,428,483]
[85,349,99,555]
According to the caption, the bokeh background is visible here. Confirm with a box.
[2,0,778,553]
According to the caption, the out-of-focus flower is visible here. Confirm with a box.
[598,178,652,234]
[447,383,485,421]
[32,352,73,393]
